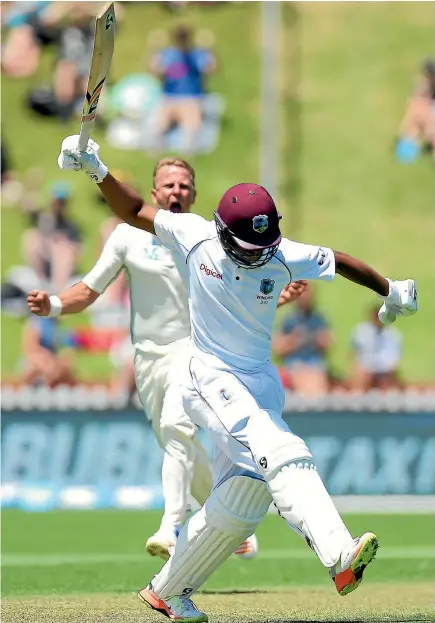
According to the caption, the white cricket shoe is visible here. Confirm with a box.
[138,586,208,622]
[330,532,379,596]
[145,529,177,561]
[234,534,258,559]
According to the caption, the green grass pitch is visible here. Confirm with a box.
[2,510,434,622]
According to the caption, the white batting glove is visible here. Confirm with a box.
[378,278,418,325]
[57,135,108,183]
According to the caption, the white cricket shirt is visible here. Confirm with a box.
[82,223,190,355]
[154,210,336,371]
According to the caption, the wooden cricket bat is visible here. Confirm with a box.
[77,2,116,151]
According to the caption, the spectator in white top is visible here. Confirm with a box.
[350,305,403,391]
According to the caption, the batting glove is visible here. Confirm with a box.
[378,278,418,325]
[58,135,108,183]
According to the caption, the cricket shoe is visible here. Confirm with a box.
[138,586,208,622]
[234,534,258,559]
[145,528,178,561]
[330,532,379,596]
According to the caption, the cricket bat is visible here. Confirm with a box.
[77,2,116,152]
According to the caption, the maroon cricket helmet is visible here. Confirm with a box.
[214,183,282,268]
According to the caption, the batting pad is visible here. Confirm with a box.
[247,409,313,479]
[268,462,352,568]
[150,476,272,599]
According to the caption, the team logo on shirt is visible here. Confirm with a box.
[260,278,275,295]
[146,238,161,260]
[219,388,233,401]
[252,214,269,233]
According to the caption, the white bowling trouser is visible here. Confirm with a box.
[134,342,212,533]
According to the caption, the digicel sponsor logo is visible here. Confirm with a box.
[200,263,223,280]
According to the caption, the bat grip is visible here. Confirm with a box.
[78,121,93,152]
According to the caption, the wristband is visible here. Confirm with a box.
[377,278,393,301]
[86,163,108,184]
[48,295,63,317]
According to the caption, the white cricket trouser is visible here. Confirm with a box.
[181,349,286,485]
[180,348,353,569]
[134,343,212,532]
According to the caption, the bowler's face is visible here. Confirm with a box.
[152,166,196,213]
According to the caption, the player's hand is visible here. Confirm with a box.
[27,289,51,316]
[277,280,307,307]
[57,135,108,183]
[378,278,417,325]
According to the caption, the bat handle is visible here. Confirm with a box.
[77,121,94,152]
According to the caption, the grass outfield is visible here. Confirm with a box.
[2,2,433,382]
[2,511,434,621]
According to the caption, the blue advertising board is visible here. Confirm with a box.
[1,410,434,509]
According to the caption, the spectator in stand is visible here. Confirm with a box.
[1,140,12,184]
[21,182,82,291]
[396,58,435,163]
[42,1,95,122]
[1,1,54,79]
[273,284,332,396]
[149,23,217,151]
[21,315,76,387]
[349,305,403,391]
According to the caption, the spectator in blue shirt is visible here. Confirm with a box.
[21,315,76,387]
[149,24,216,151]
[273,284,332,395]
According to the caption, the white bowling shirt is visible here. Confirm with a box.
[154,210,336,371]
[83,223,190,356]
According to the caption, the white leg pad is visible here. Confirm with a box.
[246,410,352,568]
[150,476,272,598]
[268,462,352,567]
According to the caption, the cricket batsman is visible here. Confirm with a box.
[29,156,304,563]
[57,135,417,622]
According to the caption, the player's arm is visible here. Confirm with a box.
[282,240,418,325]
[27,282,100,317]
[333,250,417,324]
[333,251,388,295]
[57,135,158,233]
[28,225,127,317]
[277,281,307,308]
[97,173,158,234]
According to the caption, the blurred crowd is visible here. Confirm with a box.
[274,284,405,396]
[0,183,415,396]
[1,2,432,397]
[1,1,221,153]
[396,58,435,163]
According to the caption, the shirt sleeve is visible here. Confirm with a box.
[279,239,336,282]
[82,225,126,294]
[154,209,214,261]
